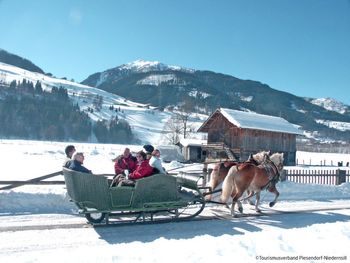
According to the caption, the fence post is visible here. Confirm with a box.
[280,169,287,181]
[202,163,208,187]
[336,169,346,185]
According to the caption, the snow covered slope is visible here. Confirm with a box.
[309,98,350,132]
[83,59,195,87]
[0,62,189,144]
[310,97,349,114]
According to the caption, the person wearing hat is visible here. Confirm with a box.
[143,144,154,160]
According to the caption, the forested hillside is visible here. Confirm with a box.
[0,80,134,143]
[0,49,44,74]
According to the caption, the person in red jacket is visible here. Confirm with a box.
[116,151,154,186]
[128,151,154,180]
[114,148,137,176]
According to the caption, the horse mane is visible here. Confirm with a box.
[251,150,270,164]
[269,152,284,166]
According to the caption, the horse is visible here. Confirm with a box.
[220,152,284,216]
[205,150,270,201]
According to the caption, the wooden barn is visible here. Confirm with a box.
[197,108,303,165]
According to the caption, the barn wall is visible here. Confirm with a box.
[240,130,296,152]
[200,112,298,165]
[207,115,238,146]
[202,114,296,165]
[237,130,296,165]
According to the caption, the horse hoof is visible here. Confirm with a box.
[269,202,275,207]
[238,207,243,213]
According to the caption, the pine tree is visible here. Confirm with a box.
[35,81,43,93]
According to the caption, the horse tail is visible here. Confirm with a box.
[205,165,220,201]
[220,166,238,203]
[208,163,220,186]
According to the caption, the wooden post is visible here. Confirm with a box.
[336,169,346,185]
[202,163,208,187]
[280,169,286,181]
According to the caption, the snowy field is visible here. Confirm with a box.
[0,139,350,263]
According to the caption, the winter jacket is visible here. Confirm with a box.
[68,160,92,174]
[128,159,154,180]
[63,157,72,168]
[149,156,166,174]
[114,154,137,175]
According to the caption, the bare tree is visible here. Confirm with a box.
[177,97,195,138]
[161,111,197,144]
[161,116,183,144]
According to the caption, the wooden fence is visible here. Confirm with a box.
[0,171,64,190]
[0,171,115,191]
[283,169,350,185]
[1,169,349,190]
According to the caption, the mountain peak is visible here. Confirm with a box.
[118,59,194,73]
[310,97,348,114]
[81,59,194,88]
[120,60,166,72]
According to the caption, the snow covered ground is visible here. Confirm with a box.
[0,139,350,263]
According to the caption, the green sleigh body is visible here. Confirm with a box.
[62,168,205,224]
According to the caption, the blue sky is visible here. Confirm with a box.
[1,0,350,105]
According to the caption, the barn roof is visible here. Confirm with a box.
[198,108,303,135]
[178,138,207,147]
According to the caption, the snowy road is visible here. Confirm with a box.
[1,200,350,263]
[2,199,350,232]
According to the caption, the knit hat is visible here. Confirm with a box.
[143,144,154,154]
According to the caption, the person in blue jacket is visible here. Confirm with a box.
[68,152,92,174]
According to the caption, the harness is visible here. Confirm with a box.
[237,159,281,203]
[259,158,280,191]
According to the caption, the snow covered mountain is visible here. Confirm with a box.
[309,97,349,115]
[0,61,207,145]
[82,60,350,143]
[1,51,350,144]
[82,59,194,87]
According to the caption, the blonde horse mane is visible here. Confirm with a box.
[269,152,284,170]
[252,150,271,164]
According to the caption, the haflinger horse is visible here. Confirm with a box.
[205,150,270,201]
[220,152,284,216]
